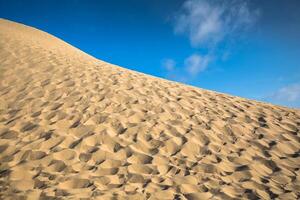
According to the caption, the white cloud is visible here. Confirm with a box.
[165,0,259,80]
[272,83,300,102]
[174,0,259,47]
[162,59,176,71]
[262,83,300,108]
[161,53,211,82]
[184,53,211,75]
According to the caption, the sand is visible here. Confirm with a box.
[0,18,299,199]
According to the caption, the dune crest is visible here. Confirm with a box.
[0,19,300,199]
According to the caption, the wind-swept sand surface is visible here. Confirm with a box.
[0,19,300,199]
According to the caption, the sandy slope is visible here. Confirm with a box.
[0,19,299,200]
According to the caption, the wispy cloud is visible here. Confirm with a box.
[162,59,176,71]
[162,53,211,82]
[265,83,300,108]
[174,0,259,47]
[184,53,211,75]
[162,0,259,82]
[271,83,300,102]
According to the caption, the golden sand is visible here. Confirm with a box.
[0,19,300,199]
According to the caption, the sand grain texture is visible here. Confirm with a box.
[0,19,300,199]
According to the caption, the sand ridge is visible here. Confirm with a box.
[0,19,300,199]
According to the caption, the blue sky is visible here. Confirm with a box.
[1,0,300,108]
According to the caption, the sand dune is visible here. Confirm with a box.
[0,19,300,199]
